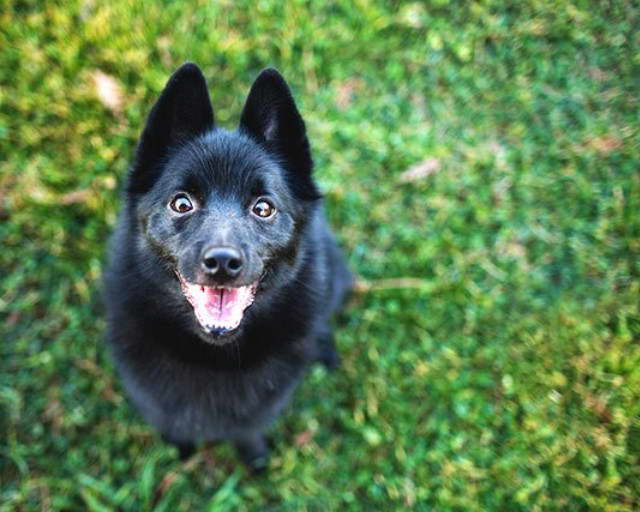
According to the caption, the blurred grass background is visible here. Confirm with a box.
[1,0,639,510]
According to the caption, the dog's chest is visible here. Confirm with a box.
[119,355,303,442]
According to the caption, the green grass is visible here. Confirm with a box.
[1,0,639,510]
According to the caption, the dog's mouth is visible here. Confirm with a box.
[177,275,259,336]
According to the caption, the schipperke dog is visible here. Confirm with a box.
[103,63,352,472]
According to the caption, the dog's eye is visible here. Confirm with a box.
[252,199,276,219]
[170,193,194,214]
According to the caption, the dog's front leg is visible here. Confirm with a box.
[234,433,270,474]
[161,434,196,462]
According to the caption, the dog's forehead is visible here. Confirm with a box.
[168,130,287,193]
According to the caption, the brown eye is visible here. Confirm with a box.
[170,193,193,214]
[252,199,276,218]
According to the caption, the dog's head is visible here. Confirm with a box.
[126,63,320,345]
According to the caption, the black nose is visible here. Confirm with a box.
[202,246,243,277]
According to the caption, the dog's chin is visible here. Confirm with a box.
[176,274,259,345]
[195,323,243,346]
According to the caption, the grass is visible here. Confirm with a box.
[1,0,639,510]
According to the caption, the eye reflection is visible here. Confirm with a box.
[252,199,276,218]
[170,193,194,214]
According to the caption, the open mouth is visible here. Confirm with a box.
[177,275,258,336]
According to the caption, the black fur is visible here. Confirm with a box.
[103,63,352,471]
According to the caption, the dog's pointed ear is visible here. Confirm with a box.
[129,63,214,193]
[239,69,319,200]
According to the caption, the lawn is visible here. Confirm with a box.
[1,0,639,510]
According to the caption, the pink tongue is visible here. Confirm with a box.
[204,288,236,322]
[184,283,255,331]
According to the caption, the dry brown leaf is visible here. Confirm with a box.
[588,67,607,82]
[152,471,179,507]
[42,399,64,429]
[91,70,124,114]
[295,430,314,446]
[398,158,440,183]
[335,78,363,110]
[587,135,622,154]
[60,189,91,205]
[6,311,20,327]
[503,242,526,259]
[354,278,431,292]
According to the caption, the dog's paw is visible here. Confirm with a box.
[235,436,270,475]
[316,332,341,372]
[162,435,196,462]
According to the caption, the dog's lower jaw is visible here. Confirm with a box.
[191,319,244,346]
[199,325,243,346]
[205,325,235,338]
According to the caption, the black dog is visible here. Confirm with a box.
[103,63,352,471]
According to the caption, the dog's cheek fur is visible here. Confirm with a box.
[140,211,178,263]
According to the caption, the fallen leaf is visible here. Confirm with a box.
[503,242,526,259]
[588,67,607,82]
[335,78,363,110]
[295,430,314,446]
[587,135,622,154]
[91,70,124,114]
[60,189,91,205]
[6,311,20,327]
[152,471,179,508]
[398,158,440,183]
[42,399,63,429]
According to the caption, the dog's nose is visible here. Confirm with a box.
[202,246,243,277]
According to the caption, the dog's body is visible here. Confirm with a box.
[103,64,352,469]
